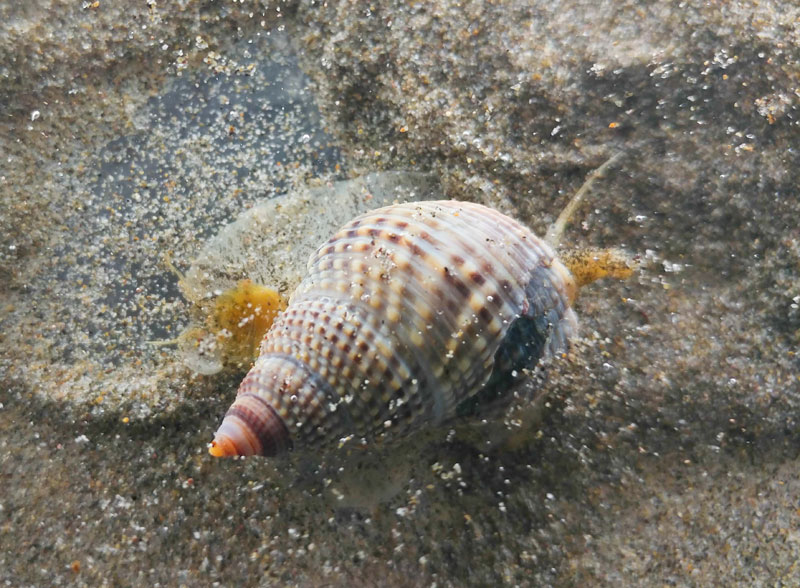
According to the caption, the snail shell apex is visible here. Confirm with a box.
[210,200,579,457]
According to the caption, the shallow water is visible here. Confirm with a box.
[1,1,798,586]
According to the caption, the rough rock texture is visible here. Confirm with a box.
[1,0,798,586]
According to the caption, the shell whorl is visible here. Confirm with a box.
[210,201,578,457]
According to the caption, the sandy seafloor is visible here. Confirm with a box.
[1,1,799,586]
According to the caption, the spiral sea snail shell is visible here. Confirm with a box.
[209,162,634,457]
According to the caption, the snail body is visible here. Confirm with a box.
[210,197,632,458]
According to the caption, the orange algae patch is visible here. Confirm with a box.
[560,248,637,294]
[211,280,287,366]
[208,438,231,457]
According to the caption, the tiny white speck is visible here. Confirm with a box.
[31,110,40,122]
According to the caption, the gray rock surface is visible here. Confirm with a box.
[1,1,798,586]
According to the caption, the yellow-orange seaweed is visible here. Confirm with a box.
[211,280,287,367]
[559,247,637,302]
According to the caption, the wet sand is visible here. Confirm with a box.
[1,1,798,585]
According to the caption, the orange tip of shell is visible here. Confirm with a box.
[208,436,237,458]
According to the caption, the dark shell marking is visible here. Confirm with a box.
[210,200,578,456]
